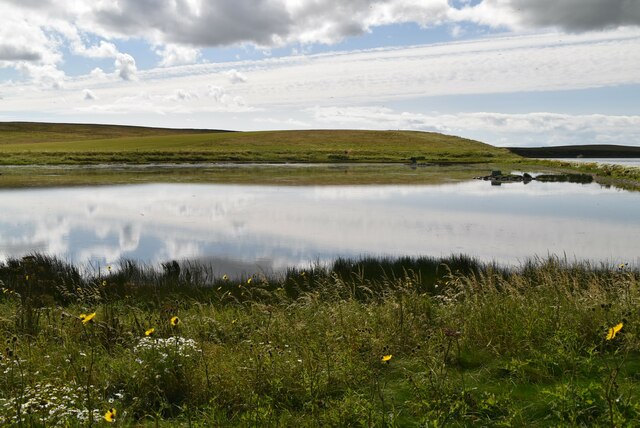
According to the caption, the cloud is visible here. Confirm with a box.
[74,85,256,115]
[156,44,201,67]
[33,0,640,53]
[452,0,640,32]
[82,89,97,100]
[114,53,137,81]
[74,40,119,59]
[311,106,640,147]
[134,29,640,105]
[224,69,247,84]
[509,0,640,32]
[0,45,42,61]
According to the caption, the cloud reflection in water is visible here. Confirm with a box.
[0,180,638,273]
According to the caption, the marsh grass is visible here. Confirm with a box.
[0,254,639,426]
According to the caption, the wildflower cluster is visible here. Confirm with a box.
[133,336,200,363]
[0,382,102,425]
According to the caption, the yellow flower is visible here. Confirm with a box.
[79,312,96,324]
[381,354,393,363]
[102,280,107,286]
[104,408,116,423]
[170,316,180,326]
[25,275,29,281]
[247,278,252,285]
[145,328,155,336]
[606,322,623,340]
[222,274,229,281]
[107,265,112,271]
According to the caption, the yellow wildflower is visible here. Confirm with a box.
[145,328,155,336]
[104,408,116,423]
[247,278,252,285]
[606,322,623,340]
[79,312,96,324]
[381,354,393,363]
[170,316,180,326]
[222,274,229,281]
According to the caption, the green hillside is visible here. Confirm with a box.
[0,121,226,145]
[0,123,516,164]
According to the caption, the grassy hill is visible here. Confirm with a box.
[0,122,517,164]
[0,122,227,145]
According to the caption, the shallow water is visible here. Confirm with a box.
[0,179,638,273]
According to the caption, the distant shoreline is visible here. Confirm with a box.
[508,144,640,158]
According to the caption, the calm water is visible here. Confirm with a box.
[1,180,638,273]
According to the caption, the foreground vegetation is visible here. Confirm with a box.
[0,124,516,165]
[0,255,638,426]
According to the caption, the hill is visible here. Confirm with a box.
[508,144,640,158]
[0,121,228,145]
[0,123,516,164]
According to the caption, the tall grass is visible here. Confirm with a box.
[0,255,638,426]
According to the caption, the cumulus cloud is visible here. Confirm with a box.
[156,44,201,67]
[0,3,65,88]
[114,53,137,81]
[224,69,247,84]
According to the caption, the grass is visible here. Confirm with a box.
[0,124,518,165]
[0,122,226,145]
[1,254,639,426]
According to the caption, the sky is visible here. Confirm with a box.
[0,0,639,147]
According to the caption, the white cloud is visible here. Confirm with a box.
[75,40,119,59]
[74,85,256,115]
[156,44,201,67]
[311,106,640,147]
[3,0,635,60]
[114,53,137,81]
[89,67,108,80]
[224,69,247,84]
[1,0,639,90]
[129,29,640,106]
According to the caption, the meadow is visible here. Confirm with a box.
[0,124,515,165]
[0,255,638,426]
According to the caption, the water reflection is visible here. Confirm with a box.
[0,180,638,273]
